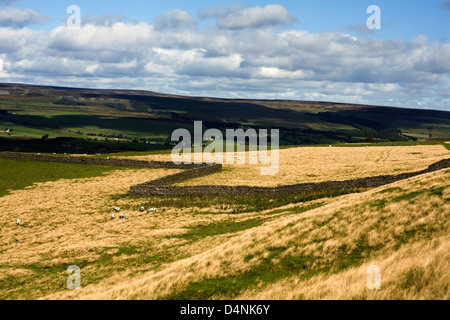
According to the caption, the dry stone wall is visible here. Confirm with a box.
[0,151,206,169]
[129,158,450,197]
[2,151,449,198]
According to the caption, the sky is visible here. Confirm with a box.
[0,0,449,110]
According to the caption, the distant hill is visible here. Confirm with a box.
[0,82,449,153]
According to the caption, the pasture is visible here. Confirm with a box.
[0,144,449,300]
[121,144,450,186]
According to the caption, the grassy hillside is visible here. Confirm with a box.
[1,83,449,154]
[0,145,448,300]
[118,144,450,187]
[38,166,449,300]
[0,159,126,198]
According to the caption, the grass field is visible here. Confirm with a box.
[0,159,127,198]
[0,145,449,300]
[37,167,449,300]
[121,144,450,187]
[1,83,450,149]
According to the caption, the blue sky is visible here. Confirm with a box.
[0,0,449,110]
[13,0,449,42]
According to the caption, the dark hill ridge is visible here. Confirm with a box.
[0,82,449,152]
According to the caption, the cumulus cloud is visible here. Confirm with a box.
[0,6,449,110]
[199,4,296,29]
[154,9,196,30]
[344,24,375,35]
[82,14,132,27]
[0,7,49,28]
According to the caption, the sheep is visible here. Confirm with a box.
[140,206,145,212]
[110,214,116,220]
[16,219,20,226]
[113,207,121,213]
[329,145,332,148]
[119,213,127,219]
[147,208,157,213]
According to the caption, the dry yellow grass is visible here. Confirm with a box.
[0,168,182,267]
[121,145,450,187]
[0,164,277,299]
[39,167,450,300]
[236,235,450,300]
[2,145,449,300]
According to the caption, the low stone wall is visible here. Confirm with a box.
[130,164,223,189]
[0,151,206,170]
[3,151,449,198]
[129,158,450,197]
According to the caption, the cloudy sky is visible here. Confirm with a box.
[0,0,449,110]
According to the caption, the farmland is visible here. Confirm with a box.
[1,83,450,155]
[1,83,449,301]
[119,144,450,187]
[0,144,449,300]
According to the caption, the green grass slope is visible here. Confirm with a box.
[1,83,449,151]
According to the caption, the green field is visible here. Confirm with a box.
[0,159,125,198]
[1,83,449,155]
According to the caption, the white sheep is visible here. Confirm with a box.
[148,208,157,213]
[16,219,20,226]
[119,213,127,219]
[110,214,116,220]
[140,206,145,212]
[113,207,121,213]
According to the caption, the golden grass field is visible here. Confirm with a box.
[121,145,450,186]
[0,145,449,300]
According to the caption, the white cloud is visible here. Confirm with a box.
[344,24,375,36]
[154,9,196,30]
[0,7,49,28]
[0,6,449,110]
[199,4,296,29]
[0,57,6,78]
[82,14,132,27]
[85,64,99,75]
